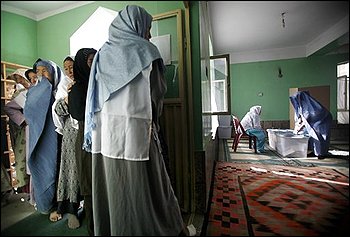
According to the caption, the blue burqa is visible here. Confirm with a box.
[24,78,57,213]
[289,91,332,156]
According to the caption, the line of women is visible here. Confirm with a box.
[6,4,195,236]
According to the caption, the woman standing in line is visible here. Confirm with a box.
[23,59,64,214]
[4,69,32,195]
[68,48,97,236]
[50,56,81,228]
[83,5,194,236]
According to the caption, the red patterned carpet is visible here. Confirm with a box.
[205,162,349,236]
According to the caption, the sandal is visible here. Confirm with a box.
[49,211,62,222]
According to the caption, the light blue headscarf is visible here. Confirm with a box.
[36,60,62,94]
[84,5,163,151]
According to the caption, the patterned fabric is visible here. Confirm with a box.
[8,120,29,187]
[206,162,349,236]
[1,163,12,193]
[54,98,79,203]
[4,97,29,188]
[52,75,73,135]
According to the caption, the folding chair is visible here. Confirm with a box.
[232,115,257,153]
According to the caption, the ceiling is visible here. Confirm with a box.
[207,1,349,63]
[1,1,349,63]
[0,1,94,21]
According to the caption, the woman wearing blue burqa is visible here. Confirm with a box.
[289,91,333,158]
[24,59,64,213]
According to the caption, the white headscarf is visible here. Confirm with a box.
[10,68,27,79]
[10,69,31,87]
[240,105,262,130]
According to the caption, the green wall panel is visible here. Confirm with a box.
[152,14,179,98]
[1,1,183,69]
[2,1,348,152]
[231,53,349,121]
[36,1,183,69]
[1,11,37,67]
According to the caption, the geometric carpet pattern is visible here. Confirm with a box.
[206,162,349,236]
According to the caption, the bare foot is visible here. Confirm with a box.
[49,211,62,222]
[68,214,80,229]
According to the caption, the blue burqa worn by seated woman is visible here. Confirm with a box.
[289,91,333,157]
[24,60,63,213]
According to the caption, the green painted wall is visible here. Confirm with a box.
[1,1,183,69]
[36,1,184,69]
[1,11,37,67]
[231,53,349,121]
[1,0,203,148]
[2,1,348,151]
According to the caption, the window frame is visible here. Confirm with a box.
[202,54,231,116]
[336,61,349,124]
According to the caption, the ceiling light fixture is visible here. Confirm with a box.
[278,67,283,78]
[281,12,286,28]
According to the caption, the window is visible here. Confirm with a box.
[70,7,118,56]
[202,54,231,139]
[202,54,231,115]
[337,61,349,124]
